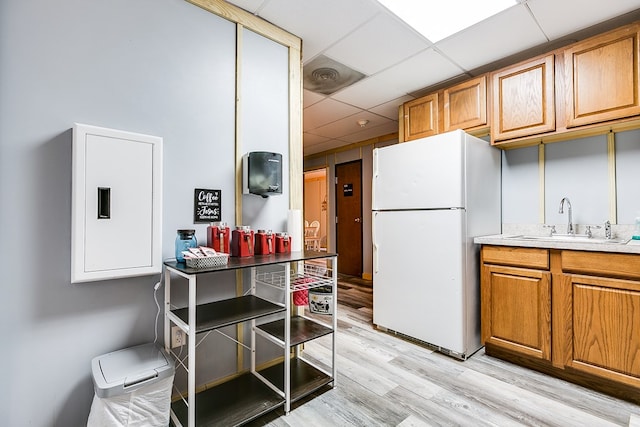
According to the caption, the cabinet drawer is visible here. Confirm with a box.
[562,251,640,280]
[482,245,549,269]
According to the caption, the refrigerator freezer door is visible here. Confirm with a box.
[373,209,469,354]
[373,130,464,210]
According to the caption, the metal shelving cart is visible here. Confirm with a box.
[163,251,337,426]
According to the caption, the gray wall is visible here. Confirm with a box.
[616,130,640,223]
[502,130,640,226]
[500,145,539,223]
[0,0,290,425]
[240,27,291,366]
[241,28,290,231]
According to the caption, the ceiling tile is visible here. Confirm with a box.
[305,139,352,155]
[436,4,548,71]
[303,133,331,146]
[309,111,394,139]
[324,12,431,75]
[225,0,266,14]
[340,121,399,143]
[303,89,326,108]
[303,98,362,130]
[258,0,381,61]
[528,0,640,39]
[332,48,464,108]
[369,95,414,120]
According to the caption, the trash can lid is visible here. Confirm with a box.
[91,343,174,398]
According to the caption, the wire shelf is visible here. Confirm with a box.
[255,263,333,291]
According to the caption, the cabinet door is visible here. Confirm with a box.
[491,55,555,142]
[444,76,487,131]
[481,264,551,360]
[403,93,438,141]
[566,274,640,388]
[564,24,640,128]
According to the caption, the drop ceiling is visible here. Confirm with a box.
[225,0,640,155]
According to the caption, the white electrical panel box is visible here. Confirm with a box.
[71,123,163,283]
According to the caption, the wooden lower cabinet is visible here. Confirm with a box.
[568,275,640,387]
[561,250,640,389]
[481,264,551,360]
[481,245,640,404]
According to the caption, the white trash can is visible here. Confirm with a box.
[87,343,175,427]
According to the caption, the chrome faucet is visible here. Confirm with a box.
[558,197,574,234]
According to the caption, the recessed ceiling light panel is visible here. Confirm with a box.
[377,0,518,42]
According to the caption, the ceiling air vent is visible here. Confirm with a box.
[303,55,366,95]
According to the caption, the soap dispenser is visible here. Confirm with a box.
[633,213,640,240]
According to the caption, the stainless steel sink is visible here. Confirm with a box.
[504,234,629,244]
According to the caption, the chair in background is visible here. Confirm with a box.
[319,235,327,251]
[305,220,321,250]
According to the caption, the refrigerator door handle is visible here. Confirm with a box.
[373,149,378,177]
[373,211,378,274]
[373,243,378,274]
[372,150,378,208]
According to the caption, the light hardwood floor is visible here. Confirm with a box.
[247,275,640,427]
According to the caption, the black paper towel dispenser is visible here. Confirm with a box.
[243,151,282,197]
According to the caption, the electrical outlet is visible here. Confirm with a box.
[171,326,185,348]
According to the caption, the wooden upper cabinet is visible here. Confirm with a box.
[564,23,640,128]
[444,76,487,132]
[491,54,555,142]
[403,93,438,141]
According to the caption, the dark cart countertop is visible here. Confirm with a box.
[164,250,337,274]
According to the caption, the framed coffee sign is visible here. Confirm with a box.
[194,188,221,223]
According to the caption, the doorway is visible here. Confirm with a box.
[303,168,328,251]
[335,160,363,277]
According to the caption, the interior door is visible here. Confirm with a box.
[336,160,362,277]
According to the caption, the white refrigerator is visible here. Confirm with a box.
[372,129,501,360]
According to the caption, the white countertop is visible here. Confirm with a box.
[474,234,640,255]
